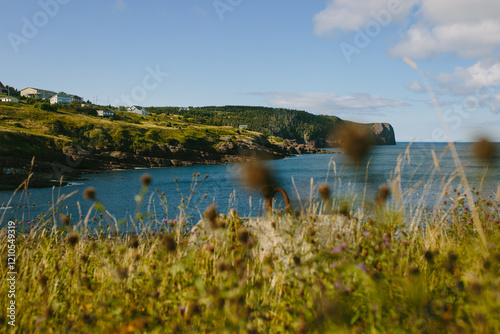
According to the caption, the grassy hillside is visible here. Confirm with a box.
[0,103,261,156]
[149,105,346,144]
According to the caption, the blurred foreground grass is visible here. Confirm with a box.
[1,145,500,333]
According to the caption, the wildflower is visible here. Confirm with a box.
[363,231,371,237]
[162,219,168,224]
[357,263,368,272]
[139,173,152,187]
[83,187,96,200]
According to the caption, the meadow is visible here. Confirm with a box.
[1,140,499,333]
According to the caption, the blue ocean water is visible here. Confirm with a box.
[1,142,498,227]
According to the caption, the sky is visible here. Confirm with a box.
[1,0,500,142]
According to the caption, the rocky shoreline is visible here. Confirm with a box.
[0,136,330,191]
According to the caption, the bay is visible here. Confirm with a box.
[1,142,499,228]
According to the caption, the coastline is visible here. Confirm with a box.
[0,140,332,190]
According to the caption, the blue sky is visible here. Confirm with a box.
[1,0,500,142]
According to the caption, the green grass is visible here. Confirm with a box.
[0,104,255,155]
[1,146,499,333]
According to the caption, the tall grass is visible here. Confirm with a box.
[1,143,499,333]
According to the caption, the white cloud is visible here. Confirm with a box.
[255,92,408,114]
[431,60,500,95]
[314,0,500,59]
[389,20,500,58]
[389,0,500,58]
[407,80,426,93]
[313,0,418,36]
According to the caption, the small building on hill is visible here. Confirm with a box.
[0,82,7,95]
[70,95,83,103]
[21,87,56,99]
[97,110,115,117]
[0,97,19,103]
[127,105,148,115]
[50,93,72,105]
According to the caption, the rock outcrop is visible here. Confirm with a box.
[371,123,396,145]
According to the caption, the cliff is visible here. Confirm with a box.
[370,123,396,145]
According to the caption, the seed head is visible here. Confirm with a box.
[38,275,48,288]
[66,234,79,247]
[128,236,139,249]
[141,174,152,187]
[83,187,96,200]
[376,184,391,206]
[240,162,276,198]
[163,234,177,252]
[204,204,220,229]
[317,184,331,200]
[335,126,373,164]
[424,250,435,264]
[237,229,250,244]
[472,138,496,161]
[60,214,71,227]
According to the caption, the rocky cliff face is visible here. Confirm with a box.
[0,136,330,190]
[371,123,396,145]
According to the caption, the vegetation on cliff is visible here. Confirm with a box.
[149,105,396,146]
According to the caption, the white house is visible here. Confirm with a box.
[97,110,115,117]
[127,105,148,115]
[239,125,248,130]
[21,87,56,99]
[0,97,19,103]
[50,94,72,105]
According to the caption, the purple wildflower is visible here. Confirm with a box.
[357,263,368,272]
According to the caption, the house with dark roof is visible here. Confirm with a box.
[0,82,7,95]
[21,87,56,99]
[127,105,148,115]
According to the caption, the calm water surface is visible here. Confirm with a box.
[1,142,499,228]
